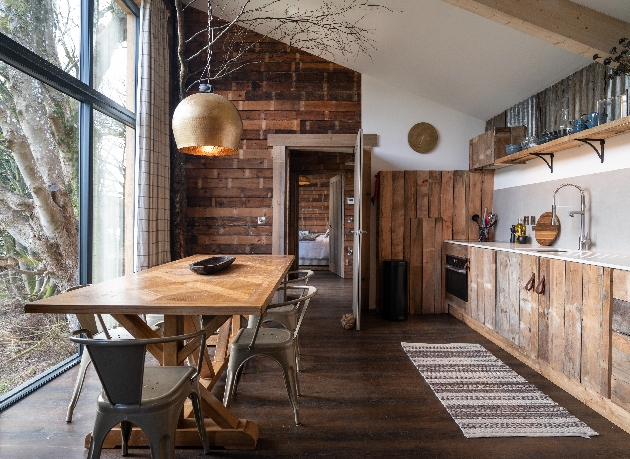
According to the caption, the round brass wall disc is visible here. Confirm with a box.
[408,122,438,153]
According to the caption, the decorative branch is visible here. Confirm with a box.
[176,0,387,99]
[593,37,630,82]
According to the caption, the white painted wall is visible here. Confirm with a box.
[494,130,630,190]
[492,131,630,252]
[362,74,485,173]
[362,75,485,310]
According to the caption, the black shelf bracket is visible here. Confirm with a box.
[577,138,605,163]
[531,153,554,173]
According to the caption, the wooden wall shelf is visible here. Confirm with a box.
[495,115,630,171]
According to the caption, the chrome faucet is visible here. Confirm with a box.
[551,183,590,250]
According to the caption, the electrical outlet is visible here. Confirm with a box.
[347,197,354,205]
[257,216,265,224]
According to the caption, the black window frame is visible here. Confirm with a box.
[0,0,139,411]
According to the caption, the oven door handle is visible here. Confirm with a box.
[445,265,468,275]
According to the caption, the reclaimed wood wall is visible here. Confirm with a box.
[487,63,630,139]
[377,170,494,315]
[291,151,356,278]
[182,9,361,256]
[298,173,334,234]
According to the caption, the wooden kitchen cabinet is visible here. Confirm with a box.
[494,251,540,358]
[469,126,526,171]
[498,255,611,397]
[445,244,630,431]
[468,246,495,330]
[612,270,630,411]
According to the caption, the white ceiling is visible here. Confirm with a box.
[199,0,629,121]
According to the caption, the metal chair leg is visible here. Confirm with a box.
[66,351,92,422]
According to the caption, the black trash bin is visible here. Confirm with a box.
[382,260,408,321]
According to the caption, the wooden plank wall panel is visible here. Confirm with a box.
[452,171,468,241]
[416,171,429,218]
[184,8,362,256]
[481,170,494,232]
[404,171,417,261]
[564,261,583,381]
[421,218,442,315]
[409,219,423,315]
[428,171,441,219]
[379,171,392,262]
[441,171,454,241]
[581,264,612,397]
[467,172,482,242]
[519,254,538,357]
[391,172,405,260]
[375,170,494,314]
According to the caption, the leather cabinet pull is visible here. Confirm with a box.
[524,273,535,291]
[535,275,545,295]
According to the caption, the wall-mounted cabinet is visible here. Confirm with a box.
[469,126,526,171]
[445,243,627,432]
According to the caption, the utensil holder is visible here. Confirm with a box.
[478,227,489,242]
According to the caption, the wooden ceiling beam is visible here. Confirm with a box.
[441,0,630,58]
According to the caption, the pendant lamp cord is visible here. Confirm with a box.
[199,0,214,92]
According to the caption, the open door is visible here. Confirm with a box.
[328,174,343,276]
[352,130,364,330]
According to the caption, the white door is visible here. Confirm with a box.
[328,174,343,276]
[352,130,364,330]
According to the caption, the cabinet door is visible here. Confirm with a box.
[518,254,539,358]
[468,246,496,329]
[469,131,493,170]
[496,251,520,344]
[537,259,611,396]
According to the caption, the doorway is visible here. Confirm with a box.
[268,134,376,313]
[295,172,345,277]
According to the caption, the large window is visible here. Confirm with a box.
[0,0,138,407]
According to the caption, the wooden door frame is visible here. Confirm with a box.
[268,134,377,309]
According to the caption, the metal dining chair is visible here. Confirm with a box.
[65,285,164,423]
[261,269,314,371]
[223,285,317,426]
[70,330,210,459]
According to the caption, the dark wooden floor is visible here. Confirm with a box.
[2,270,630,458]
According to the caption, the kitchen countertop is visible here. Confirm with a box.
[446,240,630,272]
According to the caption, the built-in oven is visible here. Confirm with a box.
[445,254,468,302]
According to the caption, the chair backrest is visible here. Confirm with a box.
[248,286,317,349]
[283,270,314,288]
[70,330,206,406]
[67,285,112,339]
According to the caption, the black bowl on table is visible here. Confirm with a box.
[189,256,236,275]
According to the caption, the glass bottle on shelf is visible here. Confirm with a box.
[515,218,526,240]
[559,108,572,136]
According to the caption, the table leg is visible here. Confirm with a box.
[95,314,258,450]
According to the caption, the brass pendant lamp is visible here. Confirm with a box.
[172,0,242,156]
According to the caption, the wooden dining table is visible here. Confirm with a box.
[25,254,294,450]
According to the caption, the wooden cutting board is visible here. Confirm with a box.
[533,212,559,246]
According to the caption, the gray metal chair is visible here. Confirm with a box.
[256,270,314,372]
[224,285,317,426]
[65,286,164,423]
[70,330,210,459]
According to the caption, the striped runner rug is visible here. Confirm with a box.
[402,342,598,438]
